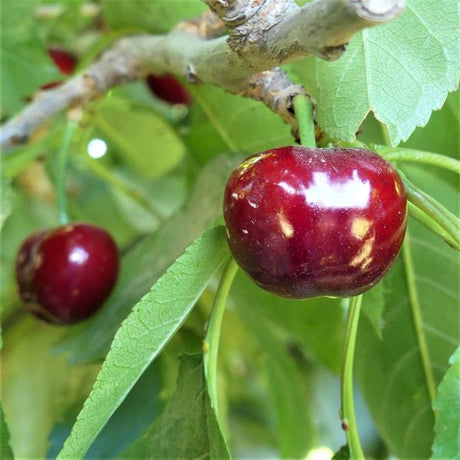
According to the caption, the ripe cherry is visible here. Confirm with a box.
[146,74,192,106]
[16,223,119,324]
[47,48,77,75]
[223,147,407,299]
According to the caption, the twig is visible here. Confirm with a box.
[1,0,405,151]
[242,68,307,136]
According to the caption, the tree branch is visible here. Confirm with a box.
[0,0,404,151]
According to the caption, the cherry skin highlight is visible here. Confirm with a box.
[16,223,119,324]
[146,74,192,106]
[223,147,407,299]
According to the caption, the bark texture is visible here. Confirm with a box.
[0,0,405,150]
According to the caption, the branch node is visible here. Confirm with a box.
[185,64,201,84]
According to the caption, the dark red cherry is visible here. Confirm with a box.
[223,147,407,299]
[16,223,119,324]
[48,48,77,75]
[145,74,192,106]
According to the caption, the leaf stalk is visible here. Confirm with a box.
[56,120,78,225]
[375,147,460,176]
[402,236,437,405]
[203,256,238,418]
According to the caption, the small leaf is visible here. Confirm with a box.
[118,354,230,459]
[316,0,459,145]
[57,226,229,459]
[431,347,460,459]
[55,154,240,363]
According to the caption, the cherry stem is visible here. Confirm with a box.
[203,256,238,418]
[76,154,164,221]
[373,146,460,176]
[408,202,458,250]
[399,172,459,249]
[56,120,77,225]
[340,294,365,460]
[293,94,316,148]
[402,234,437,406]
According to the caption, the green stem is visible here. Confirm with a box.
[400,173,459,246]
[374,147,460,176]
[408,202,458,250]
[293,94,316,148]
[76,154,164,221]
[341,295,365,460]
[203,257,238,417]
[380,124,392,147]
[56,120,78,225]
[402,235,437,405]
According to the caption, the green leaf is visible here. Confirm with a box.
[1,317,97,459]
[47,359,163,459]
[402,90,459,159]
[57,226,229,459]
[0,402,14,460]
[332,444,350,459]
[231,272,344,373]
[235,290,317,458]
[186,85,292,164]
[316,0,459,145]
[55,154,240,364]
[431,347,460,459]
[93,97,185,178]
[101,0,206,34]
[355,164,459,457]
[361,282,386,339]
[118,354,230,459]
[1,0,61,116]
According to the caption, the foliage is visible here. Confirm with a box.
[431,347,460,459]
[1,0,458,459]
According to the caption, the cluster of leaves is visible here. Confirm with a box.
[1,0,458,459]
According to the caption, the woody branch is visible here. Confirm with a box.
[0,0,404,150]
